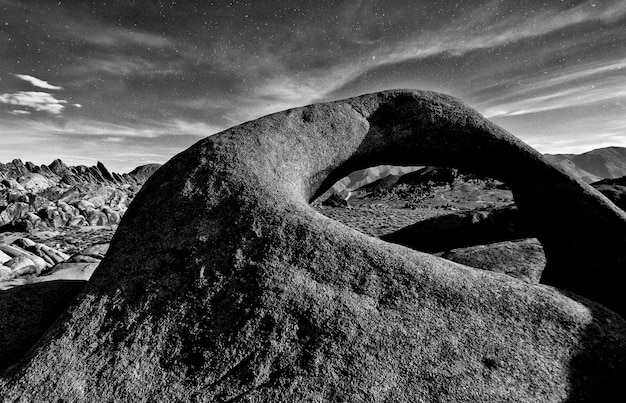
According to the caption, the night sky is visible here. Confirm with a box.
[1,0,624,172]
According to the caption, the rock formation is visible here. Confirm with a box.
[1,237,108,287]
[127,163,162,183]
[0,159,155,187]
[1,90,625,401]
[0,161,161,230]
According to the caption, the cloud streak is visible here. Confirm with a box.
[483,81,626,118]
[13,74,63,90]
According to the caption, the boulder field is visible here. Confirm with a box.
[0,160,160,231]
[1,90,625,401]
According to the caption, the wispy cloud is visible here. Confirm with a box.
[198,0,626,124]
[483,85,626,118]
[81,28,172,49]
[0,119,206,172]
[76,55,184,77]
[385,0,626,63]
[0,91,67,114]
[531,131,626,155]
[13,74,63,90]
[0,116,219,140]
[480,57,626,118]
[8,109,31,115]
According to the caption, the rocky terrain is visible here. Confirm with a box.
[1,90,624,402]
[0,159,160,231]
[0,160,159,290]
[319,163,626,237]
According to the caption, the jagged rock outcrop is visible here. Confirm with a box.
[1,159,160,188]
[1,90,625,401]
[320,192,350,207]
[0,161,161,230]
[127,163,162,183]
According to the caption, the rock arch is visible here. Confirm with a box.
[2,90,625,401]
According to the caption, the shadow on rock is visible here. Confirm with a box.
[381,204,531,253]
[561,291,626,402]
[0,280,86,373]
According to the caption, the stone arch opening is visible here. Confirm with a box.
[302,90,626,318]
[313,164,545,283]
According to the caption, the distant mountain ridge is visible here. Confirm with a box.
[0,159,162,186]
[545,146,626,182]
[345,147,626,191]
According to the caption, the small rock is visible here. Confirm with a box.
[43,262,98,282]
[80,243,109,258]
[67,254,102,263]
[5,256,37,274]
[321,192,350,207]
[0,250,11,264]
[437,238,546,283]
[12,238,36,249]
[0,264,12,280]
[87,211,108,226]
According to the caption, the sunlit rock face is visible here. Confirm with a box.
[1,90,624,402]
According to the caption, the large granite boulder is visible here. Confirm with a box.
[1,90,625,401]
[0,202,30,228]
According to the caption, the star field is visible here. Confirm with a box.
[0,0,625,172]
